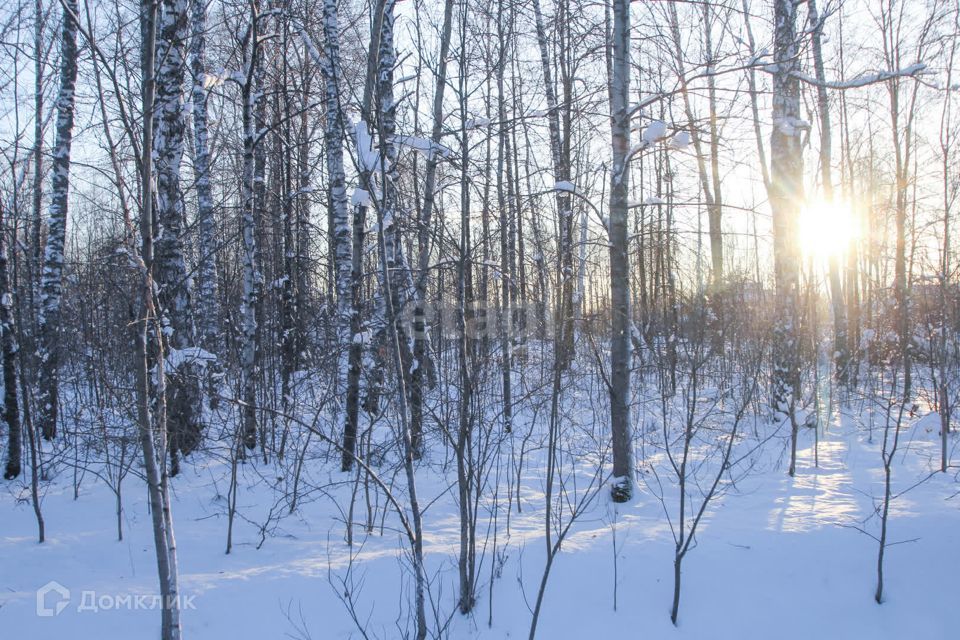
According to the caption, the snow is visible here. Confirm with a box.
[166,346,217,370]
[774,116,810,137]
[351,188,371,206]
[641,120,668,144]
[2,396,957,639]
[298,28,324,66]
[200,71,229,90]
[643,196,665,206]
[395,135,453,161]
[670,131,691,149]
[354,122,381,172]
[554,180,576,193]
[790,62,927,90]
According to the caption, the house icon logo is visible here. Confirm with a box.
[36,581,70,617]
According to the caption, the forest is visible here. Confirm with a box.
[1,0,958,638]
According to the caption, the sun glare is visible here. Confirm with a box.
[798,200,858,263]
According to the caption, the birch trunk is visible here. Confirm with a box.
[343,0,386,472]
[36,0,80,441]
[321,0,352,418]
[531,0,574,369]
[190,0,219,354]
[375,2,418,444]
[375,2,427,634]
[239,6,262,452]
[667,2,723,294]
[609,0,634,502]
[1,205,22,480]
[409,0,453,451]
[31,0,44,323]
[154,0,203,468]
[808,0,849,385]
[496,0,513,436]
[770,0,803,443]
[138,2,182,635]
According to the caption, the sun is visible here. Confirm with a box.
[798,200,858,263]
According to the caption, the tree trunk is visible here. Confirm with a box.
[531,0,574,369]
[608,0,634,503]
[154,0,204,468]
[321,0,352,419]
[239,5,263,453]
[1,206,22,480]
[409,0,453,452]
[808,0,849,386]
[343,0,386,472]
[36,0,80,441]
[138,2,182,635]
[190,0,218,354]
[770,0,803,441]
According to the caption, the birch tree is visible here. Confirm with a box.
[531,0,574,369]
[137,1,183,636]
[36,0,80,441]
[320,0,351,419]
[374,1,427,633]
[238,2,263,453]
[609,0,634,502]
[769,0,803,475]
[1,200,21,480]
[153,0,204,469]
[190,0,219,354]
[666,1,725,295]
[343,0,386,472]
[808,0,850,385]
[409,0,453,451]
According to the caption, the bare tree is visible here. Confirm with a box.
[807,0,850,386]
[153,0,204,471]
[320,0,351,418]
[2,190,22,479]
[35,0,80,441]
[608,0,634,502]
[190,0,219,354]
[136,0,183,635]
[238,0,264,454]
[531,0,574,369]
[769,0,803,475]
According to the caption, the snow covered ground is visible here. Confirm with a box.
[2,409,957,639]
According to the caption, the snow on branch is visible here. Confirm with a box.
[297,27,326,66]
[395,135,454,161]
[789,62,927,90]
[166,347,217,371]
[354,122,382,172]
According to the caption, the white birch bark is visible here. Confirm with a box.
[2,189,22,479]
[190,0,219,353]
[154,0,204,465]
[238,6,263,452]
[36,0,80,441]
[321,0,352,406]
[138,2,182,636]
[374,2,427,635]
[609,0,634,502]
[342,0,386,472]
[770,0,803,470]
[409,0,453,451]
